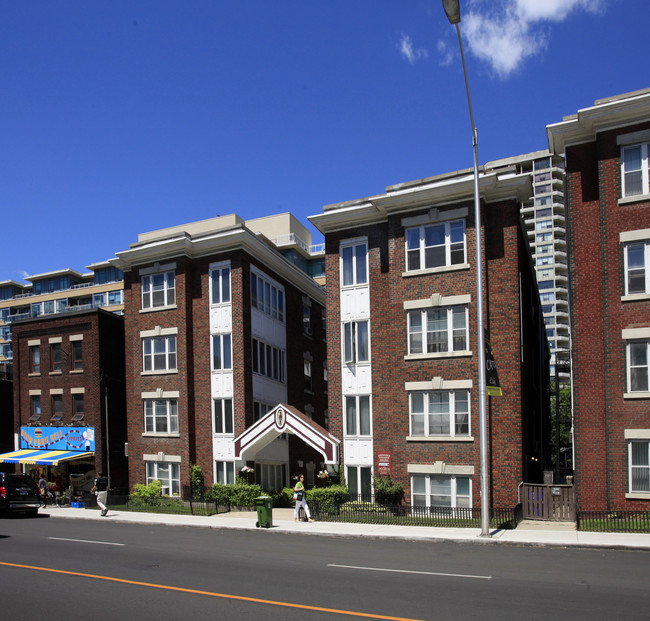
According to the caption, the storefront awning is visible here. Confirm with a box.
[0,449,94,465]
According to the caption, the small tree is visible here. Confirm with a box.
[189,463,205,497]
[373,475,403,505]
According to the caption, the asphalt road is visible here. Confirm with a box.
[0,515,648,621]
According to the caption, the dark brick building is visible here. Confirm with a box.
[7,308,127,491]
[310,168,550,507]
[111,214,329,494]
[548,88,650,511]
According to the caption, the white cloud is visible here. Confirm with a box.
[443,0,607,78]
[398,33,428,65]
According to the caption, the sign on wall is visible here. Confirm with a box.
[377,452,391,476]
[20,426,95,452]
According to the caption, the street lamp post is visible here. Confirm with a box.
[443,0,490,537]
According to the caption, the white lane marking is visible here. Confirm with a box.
[327,563,492,580]
[48,537,125,547]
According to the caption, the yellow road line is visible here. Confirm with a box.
[0,561,424,621]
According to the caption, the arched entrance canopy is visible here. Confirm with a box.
[234,404,339,464]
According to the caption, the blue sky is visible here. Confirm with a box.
[1,0,645,281]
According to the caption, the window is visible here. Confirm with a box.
[252,339,285,382]
[304,359,312,392]
[251,272,284,322]
[343,320,369,363]
[144,399,179,434]
[72,341,83,370]
[30,346,40,373]
[51,394,63,419]
[537,232,553,243]
[210,265,231,305]
[213,399,233,434]
[406,220,465,271]
[629,441,650,492]
[303,302,312,335]
[410,390,469,436]
[625,241,650,295]
[142,336,177,372]
[31,395,41,417]
[535,196,551,207]
[537,256,554,266]
[345,395,371,436]
[215,461,235,485]
[146,461,180,496]
[94,293,107,307]
[411,474,471,508]
[72,394,84,420]
[408,307,468,355]
[622,143,650,197]
[108,290,123,305]
[341,241,368,286]
[212,334,232,371]
[258,463,287,492]
[347,466,372,501]
[142,271,175,309]
[538,280,554,290]
[253,401,272,422]
[627,341,649,392]
[51,343,62,372]
[536,220,552,231]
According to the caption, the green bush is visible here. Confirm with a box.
[190,463,205,497]
[131,480,163,502]
[373,475,403,505]
[307,484,349,505]
[204,481,264,507]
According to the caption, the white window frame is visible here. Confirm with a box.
[210,263,231,305]
[252,338,286,382]
[213,398,233,435]
[407,307,468,355]
[344,395,371,437]
[409,390,470,437]
[411,474,471,509]
[251,271,285,323]
[626,340,650,393]
[211,333,232,371]
[624,241,650,295]
[215,461,236,485]
[340,240,368,287]
[621,142,650,198]
[142,271,176,309]
[406,219,465,272]
[146,461,180,497]
[629,440,650,493]
[346,465,372,500]
[142,335,177,372]
[144,399,179,434]
[343,320,369,364]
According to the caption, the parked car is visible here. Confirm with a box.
[0,473,40,517]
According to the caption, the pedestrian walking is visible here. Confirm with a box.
[38,474,48,507]
[293,474,313,522]
[92,472,109,516]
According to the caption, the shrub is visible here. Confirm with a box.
[204,481,264,507]
[374,475,403,505]
[308,484,349,505]
[131,480,163,503]
[190,463,205,497]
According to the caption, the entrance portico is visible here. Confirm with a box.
[234,403,339,468]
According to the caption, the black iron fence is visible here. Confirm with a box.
[577,510,650,533]
[312,501,522,530]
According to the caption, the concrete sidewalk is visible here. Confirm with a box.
[38,504,650,550]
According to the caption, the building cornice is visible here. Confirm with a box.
[547,89,650,154]
[110,225,325,304]
[309,171,531,234]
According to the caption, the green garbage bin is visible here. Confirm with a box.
[255,495,273,528]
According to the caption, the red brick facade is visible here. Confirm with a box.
[313,172,549,508]
[117,222,327,491]
[553,99,650,511]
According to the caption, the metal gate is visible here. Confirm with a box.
[522,484,575,521]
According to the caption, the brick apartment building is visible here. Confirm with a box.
[3,308,127,493]
[310,168,550,507]
[111,213,331,494]
[548,88,650,511]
